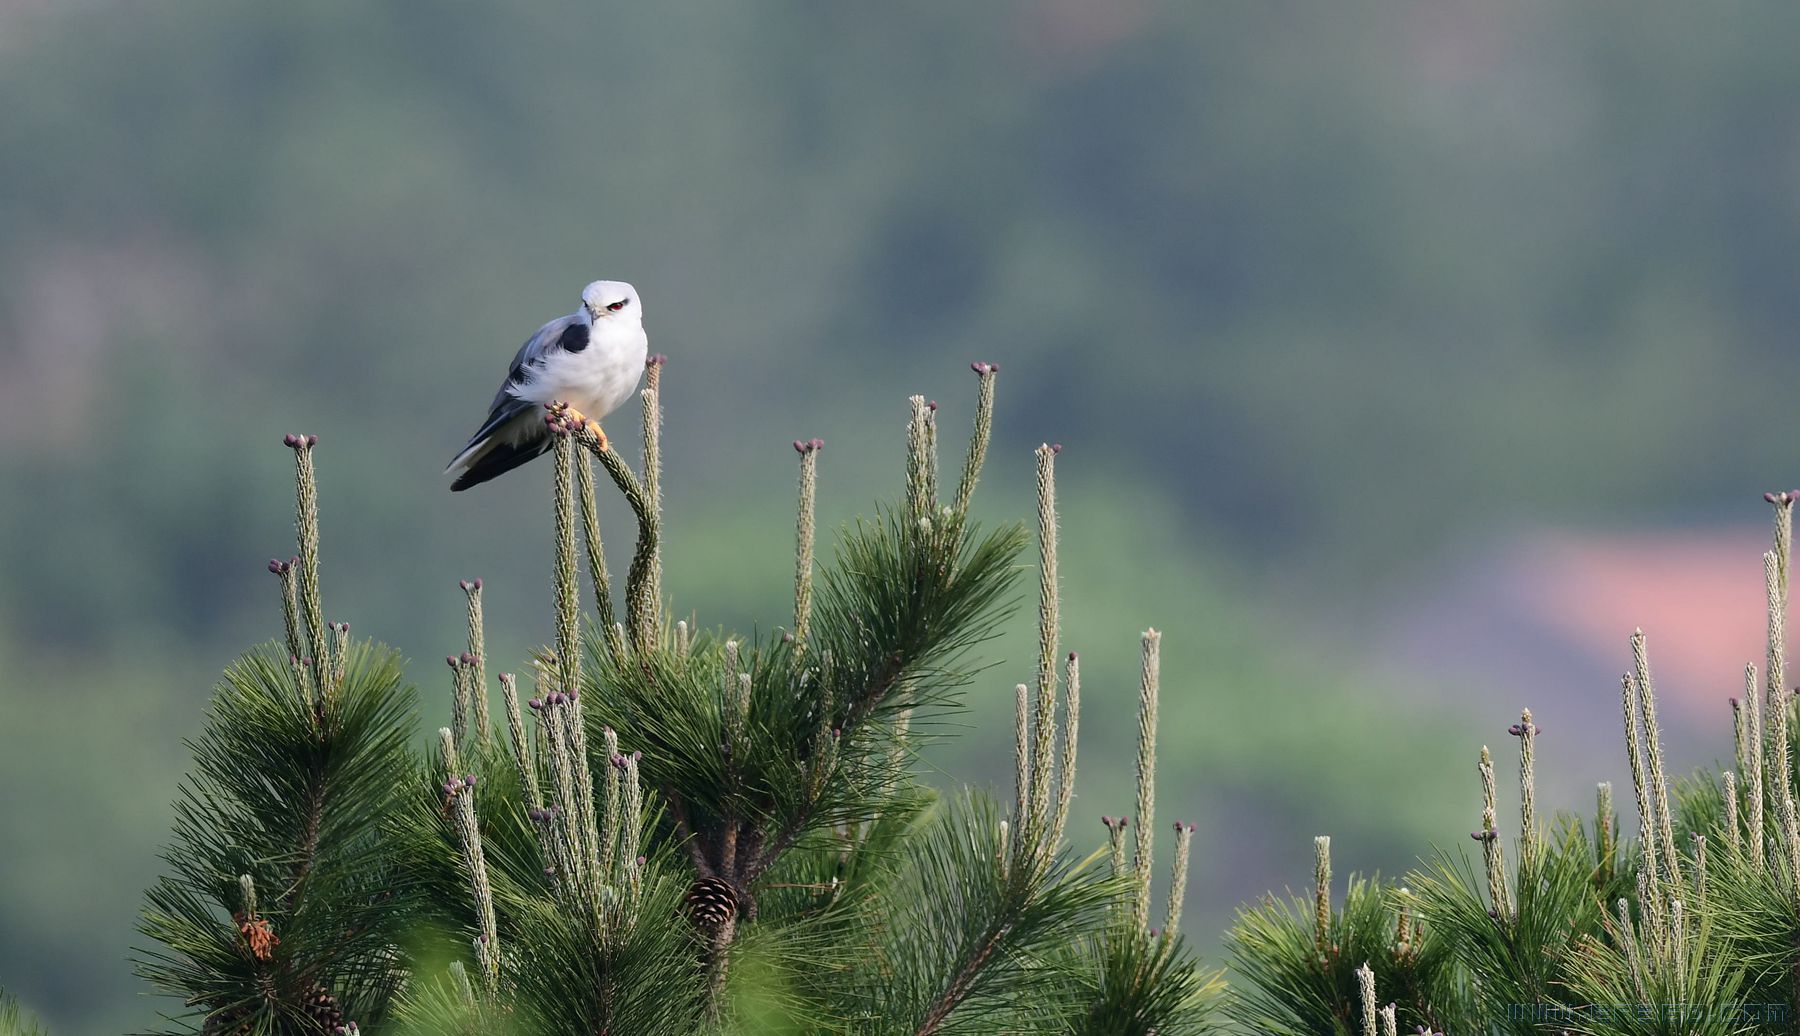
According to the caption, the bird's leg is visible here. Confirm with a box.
[545,401,609,451]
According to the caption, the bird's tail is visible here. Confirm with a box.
[447,435,553,491]
[447,398,554,491]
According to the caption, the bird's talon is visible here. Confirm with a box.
[543,401,594,437]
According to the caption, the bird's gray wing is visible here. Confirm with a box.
[461,313,586,448]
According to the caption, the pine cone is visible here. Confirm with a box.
[301,982,345,1032]
[201,978,343,1032]
[684,876,738,928]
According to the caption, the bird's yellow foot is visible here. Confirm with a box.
[545,402,609,450]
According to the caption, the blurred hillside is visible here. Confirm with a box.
[4,2,1800,1030]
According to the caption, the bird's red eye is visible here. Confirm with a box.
[606,299,628,312]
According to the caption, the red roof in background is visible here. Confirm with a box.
[1370,524,1794,803]
[1523,530,1780,710]
[1378,524,1795,742]
[1421,526,1800,729]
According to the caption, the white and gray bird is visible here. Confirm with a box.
[446,280,648,491]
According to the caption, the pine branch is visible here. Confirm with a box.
[914,923,1009,1036]
[1631,630,1681,888]
[953,363,998,516]
[835,794,1112,1035]
[137,438,419,1034]
[641,355,667,620]
[551,430,583,696]
[793,438,823,644]
[459,579,490,745]
[284,434,328,688]
[1134,629,1161,933]
[1029,444,1061,856]
[566,411,661,654]
[1049,651,1081,856]
[437,728,498,995]
[269,557,303,664]
[137,641,419,1034]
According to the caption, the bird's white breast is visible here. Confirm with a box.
[518,321,648,420]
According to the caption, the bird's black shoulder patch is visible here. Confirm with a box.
[558,321,590,353]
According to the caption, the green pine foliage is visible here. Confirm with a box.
[125,364,1800,1035]
[0,991,49,1036]
[825,793,1114,1033]
[1064,928,1225,1036]
[1224,494,1800,1036]
[1404,820,1609,1032]
[135,615,418,1031]
[1688,841,1800,1014]
[1229,869,1457,1036]
[132,363,1222,1034]
[1561,898,1748,1036]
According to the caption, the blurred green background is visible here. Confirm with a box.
[4,2,1799,1030]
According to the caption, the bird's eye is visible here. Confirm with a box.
[606,299,628,312]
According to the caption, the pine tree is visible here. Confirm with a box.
[121,359,1800,1034]
[1225,490,1800,1035]
[135,435,419,1036]
[135,361,1221,1034]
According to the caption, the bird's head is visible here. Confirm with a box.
[581,280,642,323]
